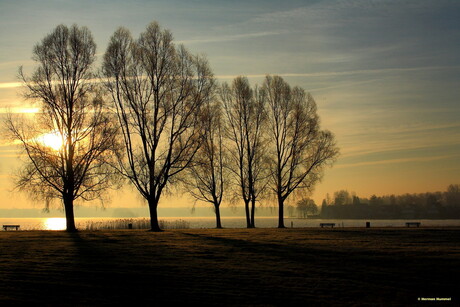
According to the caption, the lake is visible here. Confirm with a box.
[1,217,460,230]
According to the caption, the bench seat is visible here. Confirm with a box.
[3,225,20,231]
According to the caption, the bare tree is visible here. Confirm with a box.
[102,22,215,231]
[6,24,119,232]
[296,198,318,218]
[263,75,338,228]
[334,190,352,205]
[444,184,460,207]
[181,99,227,228]
[221,77,267,228]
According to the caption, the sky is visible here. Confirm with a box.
[0,0,459,211]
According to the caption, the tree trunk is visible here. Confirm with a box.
[148,198,162,232]
[250,198,256,228]
[63,196,77,232]
[215,204,222,229]
[278,196,285,228]
[244,200,251,228]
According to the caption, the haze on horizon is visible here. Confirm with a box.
[0,0,459,211]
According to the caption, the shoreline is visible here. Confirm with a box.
[3,225,460,231]
[2,217,460,231]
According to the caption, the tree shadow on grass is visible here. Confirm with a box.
[178,231,460,305]
[2,230,457,306]
[66,231,234,305]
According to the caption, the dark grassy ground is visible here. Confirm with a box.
[0,227,459,306]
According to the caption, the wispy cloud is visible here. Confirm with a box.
[215,65,460,80]
[177,30,285,45]
[235,1,459,28]
[2,65,454,89]
[0,107,39,114]
[336,154,459,169]
[339,122,460,156]
[367,122,460,136]
[0,82,22,89]
[0,142,23,158]
[341,139,460,162]
[0,59,34,69]
[329,115,460,161]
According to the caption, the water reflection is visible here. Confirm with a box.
[44,218,66,230]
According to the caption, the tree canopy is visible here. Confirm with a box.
[7,24,119,232]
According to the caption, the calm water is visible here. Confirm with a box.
[1,217,460,230]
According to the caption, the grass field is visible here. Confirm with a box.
[0,227,459,306]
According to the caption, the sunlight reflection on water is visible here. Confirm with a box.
[44,218,66,230]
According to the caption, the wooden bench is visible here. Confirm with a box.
[3,225,20,231]
[406,222,421,228]
[320,223,335,228]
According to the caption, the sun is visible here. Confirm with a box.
[39,131,64,151]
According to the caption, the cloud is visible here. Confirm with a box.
[0,59,34,69]
[339,124,460,157]
[336,154,459,169]
[177,30,286,45]
[341,138,460,161]
[0,107,39,114]
[0,82,22,89]
[3,65,454,90]
[326,112,460,160]
[214,65,460,80]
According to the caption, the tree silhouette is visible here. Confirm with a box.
[221,77,267,228]
[334,190,352,205]
[103,22,215,231]
[263,75,338,228]
[6,24,119,232]
[445,184,460,207]
[181,99,227,228]
[296,198,318,218]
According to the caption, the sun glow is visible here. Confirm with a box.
[38,131,64,151]
[44,218,66,230]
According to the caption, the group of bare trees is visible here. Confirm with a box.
[219,76,339,228]
[102,23,215,231]
[6,22,338,232]
[221,77,267,228]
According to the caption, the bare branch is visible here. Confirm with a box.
[102,21,215,231]
[6,24,120,232]
[263,75,339,228]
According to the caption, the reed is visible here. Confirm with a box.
[82,218,190,230]
[159,219,190,229]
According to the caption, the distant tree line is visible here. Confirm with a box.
[319,185,460,219]
[6,21,339,231]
